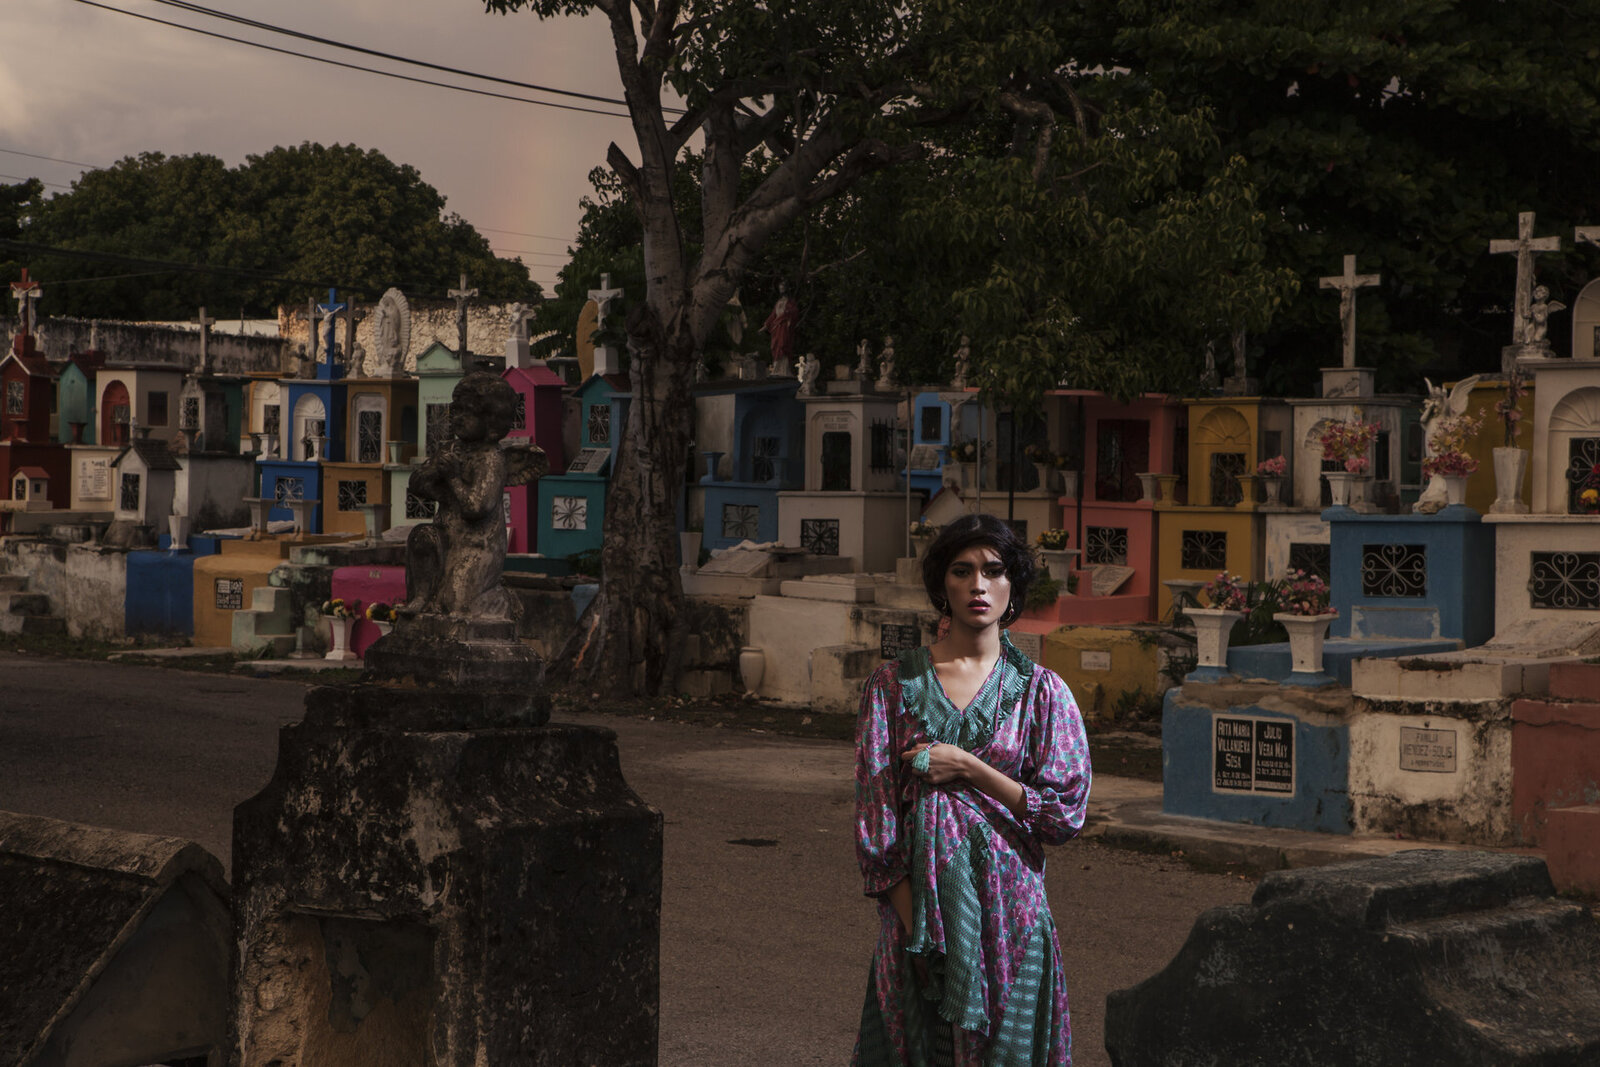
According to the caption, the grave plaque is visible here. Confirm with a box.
[78,456,110,501]
[908,444,940,470]
[820,412,851,433]
[565,447,611,475]
[1008,629,1043,662]
[214,577,244,611]
[880,623,920,659]
[1089,564,1135,597]
[1080,650,1112,671]
[1399,727,1457,773]
[1214,715,1295,795]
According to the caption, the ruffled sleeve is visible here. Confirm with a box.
[854,659,909,896]
[1015,667,1092,846]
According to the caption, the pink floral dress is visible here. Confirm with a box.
[852,635,1091,1066]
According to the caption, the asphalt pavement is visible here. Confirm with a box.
[0,651,1521,1066]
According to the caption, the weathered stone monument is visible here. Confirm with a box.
[228,373,662,1065]
[1105,850,1600,1066]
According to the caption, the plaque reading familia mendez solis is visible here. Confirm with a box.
[1213,715,1295,795]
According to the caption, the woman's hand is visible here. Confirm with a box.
[901,741,973,786]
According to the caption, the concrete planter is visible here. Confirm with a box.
[1324,471,1357,507]
[324,616,357,661]
[1441,474,1470,507]
[1188,608,1243,671]
[1491,447,1529,514]
[1259,475,1283,506]
[1033,462,1055,492]
[1137,472,1160,503]
[679,531,702,571]
[738,646,766,695]
[1060,470,1080,500]
[1273,612,1337,680]
[1038,548,1079,581]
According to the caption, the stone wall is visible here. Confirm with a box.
[0,537,128,640]
[280,300,529,375]
[28,318,290,377]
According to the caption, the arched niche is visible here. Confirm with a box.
[351,392,387,464]
[100,379,130,446]
[1571,278,1600,360]
[1195,406,1251,506]
[1548,386,1600,513]
[293,394,327,462]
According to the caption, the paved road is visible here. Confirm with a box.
[0,653,1255,1066]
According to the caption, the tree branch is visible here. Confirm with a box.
[999,90,1057,183]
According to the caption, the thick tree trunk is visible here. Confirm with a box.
[557,299,697,696]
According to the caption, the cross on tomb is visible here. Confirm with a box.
[588,272,624,332]
[191,306,215,375]
[10,268,42,338]
[449,273,478,359]
[305,297,319,363]
[316,288,347,362]
[1490,211,1561,346]
[1318,255,1381,369]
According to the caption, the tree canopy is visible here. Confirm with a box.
[3,143,537,321]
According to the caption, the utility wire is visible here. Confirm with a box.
[479,226,574,242]
[67,0,634,119]
[0,173,71,189]
[0,148,100,170]
[142,0,684,114]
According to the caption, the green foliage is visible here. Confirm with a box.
[1025,573,1063,611]
[13,145,536,320]
[1086,0,1600,387]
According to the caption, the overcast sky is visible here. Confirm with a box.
[3,0,637,293]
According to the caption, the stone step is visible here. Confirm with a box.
[1545,805,1600,897]
[0,592,50,616]
[0,574,27,593]
[16,615,65,636]
[230,585,296,656]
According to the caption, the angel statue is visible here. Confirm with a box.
[404,372,547,620]
[1528,285,1565,349]
[1413,374,1483,513]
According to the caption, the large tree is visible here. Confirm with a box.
[488,0,1288,695]
[8,145,536,320]
[1082,0,1600,390]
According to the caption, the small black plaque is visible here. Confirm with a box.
[215,577,244,611]
[1214,715,1295,795]
[880,623,920,659]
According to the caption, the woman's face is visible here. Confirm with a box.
[943,544,1012,631]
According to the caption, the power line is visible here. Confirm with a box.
[143,0,682,114]
[0,173,71,189]
[0,148,100,170]
[493,248,572,258]
[478,227,574,242]
[68,0,634,119]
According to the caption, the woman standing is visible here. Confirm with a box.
[853,514,1092,1065]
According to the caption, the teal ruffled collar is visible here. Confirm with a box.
[897,632,1035,751]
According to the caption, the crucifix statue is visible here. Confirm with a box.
[586,272,625,374]
[1490,211,1560,347]
[10,268,42,340]
[1318,255,1380,369]
[192,306,215,375]
[316,288,347,366]
[449,273,478,360]
[305,297,319,367]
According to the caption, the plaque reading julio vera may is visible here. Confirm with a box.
[1214,715,1295,795]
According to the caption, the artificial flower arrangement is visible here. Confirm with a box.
[365,601,396,623]
[1495,368,1527,448]
[1320,416,1381,473]
[1256,455,1287,478]
[321,597,361,619]
[1581,487,1600,514]
[1421,410,1483,479]
[1036,528,1071,550]
[1023,443,1056,464]
[1203,571,1250,612]
[909,519,938,538]
[1274,568,1335,617]
[949,438,984,463]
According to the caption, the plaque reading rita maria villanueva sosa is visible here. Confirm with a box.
[1213,714,1295,795]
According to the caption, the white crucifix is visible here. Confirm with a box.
[1490,211,1561,346]
[10,268,42,338]
[587,272,623,332]
[192,306,215,374]
[1318,255,1381,369]
[448,273,478,359]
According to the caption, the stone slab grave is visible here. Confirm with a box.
[1105,850,1600,1066]
[683,540,852,597]
[1087,563,1135,598]
[0,811,231,1067]
[230,372,661,1066]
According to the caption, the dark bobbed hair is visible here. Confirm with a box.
[920,513,1036,626]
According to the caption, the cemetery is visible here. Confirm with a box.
[2,207,1600,1062]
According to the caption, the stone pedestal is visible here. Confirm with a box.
[229,618,661,1065]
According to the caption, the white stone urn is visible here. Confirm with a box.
[1188,608,1243,671]
[1273,612,1337,678]
[324,616,358,661]
[1259,475,1283,506]
[387,441,405,465]
[680,530,703,571]
[1038,548,1079,581]
[1136,472,1161,503]
[1324,471,1357,507]
[739,646,766,695]
[1440,474,1470,507]
[1491,447,1529,514]
[167,515,190,551]
[1059,470,1079,499]
[1033,462,1055,493]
